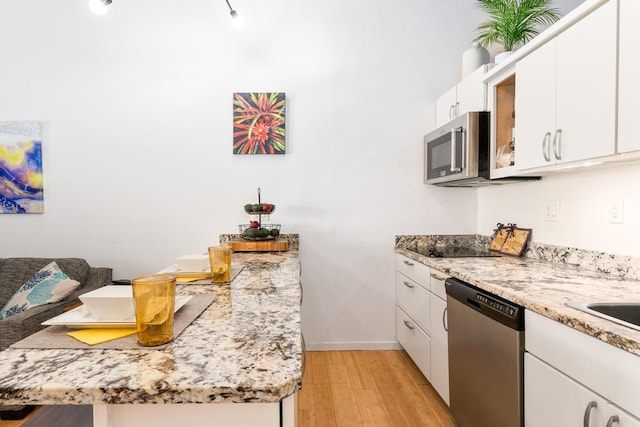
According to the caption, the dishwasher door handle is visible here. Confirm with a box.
[466,298,482,310]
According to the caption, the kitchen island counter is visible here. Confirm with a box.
[0,251,302,426]
[396,246,640,357]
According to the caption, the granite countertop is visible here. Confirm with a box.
[0,251,302,405]
[396,246,640,357]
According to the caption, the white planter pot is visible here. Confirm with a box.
[495,51,514,63]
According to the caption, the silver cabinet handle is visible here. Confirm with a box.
[542,132,551,162]
[449,105,455,120]
[450,126,462,172]
[403,320,415,330]
[442,307,448,332]
[583,401,597,427]
[403,281,415,289]
[605,415,620,427]
[403,260,414,267]
[552,129,562,160]
[455,102,460,118]
[299,280,304,304]
[430,272,447,281]
[301,334,306,377]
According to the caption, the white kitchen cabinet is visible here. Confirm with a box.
[396,254,431,381]
[429,270,449,405]
[515,0,617,170]
[617,0,640,154]
[525,310,640,423]
[396,306,431,380]
[525,353,640,427]
[395,254,450,405]
[396,272,430,335]
[436,65,489,127]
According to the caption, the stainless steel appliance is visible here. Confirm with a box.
[445,277,525,427]
[424,111,538,187]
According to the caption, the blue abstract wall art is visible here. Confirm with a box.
[0,121,44,214]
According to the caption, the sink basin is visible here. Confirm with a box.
[566,301,640,332]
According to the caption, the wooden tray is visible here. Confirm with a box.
[489,223,531,257]
[500,228,531,256]
[227,239,288,252]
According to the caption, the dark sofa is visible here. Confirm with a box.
[0,257,112,351]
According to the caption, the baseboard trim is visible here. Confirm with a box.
[305,341,403,351]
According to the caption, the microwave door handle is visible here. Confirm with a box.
[450,127,462,172]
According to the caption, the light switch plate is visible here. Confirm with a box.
[544,200,560,222]
[609,199,624,224]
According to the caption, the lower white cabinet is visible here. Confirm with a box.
[429,271,449,405]
[526,353,640,427]
[395,255,449,404]
[396,306,431,379]
[525,310,640,426]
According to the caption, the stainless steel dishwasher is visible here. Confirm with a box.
[445,277,525,427]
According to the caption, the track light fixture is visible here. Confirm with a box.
[88,0,112,16]
[225,0,245,28]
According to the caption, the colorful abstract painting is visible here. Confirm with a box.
[233,92,285,155]
[0,121,44,214]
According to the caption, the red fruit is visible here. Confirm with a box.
[249,221,260,228]
[261,203,272,213]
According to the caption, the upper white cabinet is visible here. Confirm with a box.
[514,0,617,170]
[618,0,640,154]
[436,65,489,127]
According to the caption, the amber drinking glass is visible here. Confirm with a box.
[208,245,232,283]
[131,274,176,347]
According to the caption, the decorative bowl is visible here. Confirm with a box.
[238,223,281,240]
[79,286,135,320]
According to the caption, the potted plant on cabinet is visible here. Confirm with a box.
[474,0,561,63]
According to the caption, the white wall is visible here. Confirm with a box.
[0,0,484,349]
[478,163,640,256]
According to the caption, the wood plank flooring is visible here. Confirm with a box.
[298,350,457,427]
[0,350,456,427]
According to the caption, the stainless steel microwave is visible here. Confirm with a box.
[424,111,537,187]
[424,111,489,186]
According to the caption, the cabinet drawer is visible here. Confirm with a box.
[396,254,430,288]
[397,307,431,380]
[396,272,430,333]
[429,269,448,300]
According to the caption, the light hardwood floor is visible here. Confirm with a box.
[0,350,456,427]
[298,350,457,427]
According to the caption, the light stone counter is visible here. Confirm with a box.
[396,245,640,357]
[0,251,302,409]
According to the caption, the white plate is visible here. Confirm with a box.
[42,295,192,329]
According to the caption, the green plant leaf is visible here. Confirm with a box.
[474,0,560,51]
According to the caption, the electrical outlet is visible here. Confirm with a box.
[609,199,624,224]
[544,200,560,222]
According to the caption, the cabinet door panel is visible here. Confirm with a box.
[436,86,457,127]
[396,255,430,289]
[396,307,431,380]
[556,0,617,163]
[618,0,640,154]
[515,41,557,170]
[396,272,430,334]
[429,295,449,405]
[456,65,487,117]
[525,353,607,427]
[607,403,640,427]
